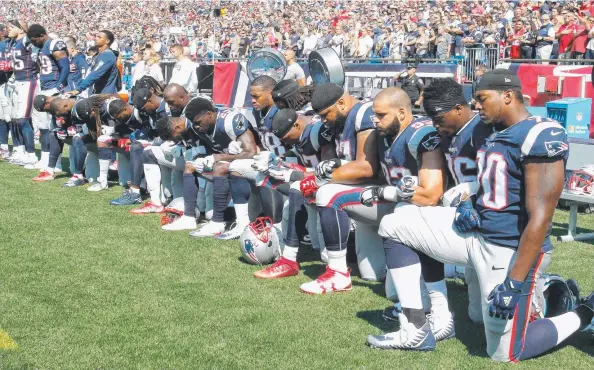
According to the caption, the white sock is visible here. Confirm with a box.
[327,249,348,273]
[234,203,250,226]
[98,159,110,184]
[46,167,55,175]
[40,151,49,167]
[130,187,140,194]
[426,280,449,315]
[283,246,299,262]
[421,280,432,313]
[143,163,162,206]
[387,265,423,309]
[274,222,285,248]
[548,312,582,345]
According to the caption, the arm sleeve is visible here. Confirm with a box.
[78,53,115,91]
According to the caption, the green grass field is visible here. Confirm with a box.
[1,159,594,369]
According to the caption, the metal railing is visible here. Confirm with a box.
[459,46,501,83]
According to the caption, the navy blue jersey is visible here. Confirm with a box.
[379,116,441,185]
[294,116,334,168]
[198,109,250,154]
[253,105,287,156]
[139,98,171,129]
[39,39,68,90]
[476,117,569,251]
[441,114,493,185]
[79,49,119,94]
[336,100,375,161]
[67,53,88,91]
[9,37,38,81]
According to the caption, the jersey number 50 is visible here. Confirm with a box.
[476,151,508,210]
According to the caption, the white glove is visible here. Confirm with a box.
[252,151,274,173]
[441,181,480,207]
[269,165,294,182]
[227,140,243,155]
[315,158,341,181]
[192,157,206,173]
[101,126,115,136]
[191,155,215,174]
[381,176,419,202]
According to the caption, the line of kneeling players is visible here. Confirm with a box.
[23,71,594,361]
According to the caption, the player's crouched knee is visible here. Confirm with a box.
[314,184,340,208]
[290,180,301,191]
[484,312,516,362]
[378,204,418,240]
[142,147,157,164]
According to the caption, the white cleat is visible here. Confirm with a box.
[299,267,352,294]
[367,313,437,351]
[87,181,108,192]
[215,222,248,240]
[189,221,226,238]
[161,215,197,231]
[426,311,455,341]
[24,160,44,170]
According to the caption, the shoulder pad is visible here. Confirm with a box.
[520,119,568,159]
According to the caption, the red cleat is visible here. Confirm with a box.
[130,201,165,214]
[33,170,55,182]
[253,257,300,279]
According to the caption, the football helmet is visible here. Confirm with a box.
[532,274,580,321]
[565,165,594,196]
[160,197,185,226]
[240,217,281,265]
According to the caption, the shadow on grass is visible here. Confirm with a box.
[551,222,594,246]
[355,279,489,358]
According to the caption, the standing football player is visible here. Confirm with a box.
[370,69,594,361]
[6,19,39,166]
[0,24,11,159]
[69,30,120,95]
[64,36,88,93]
[27,24,70,172]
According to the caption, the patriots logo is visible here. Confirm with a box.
[422,134,441,151]
[233,114,245,130]
[242,240,260,264]
[545,141,569,157]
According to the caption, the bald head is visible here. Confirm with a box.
[374,87,412,111]
[372,87,413,137]
[164,83,190,110]
[283,49,296,63]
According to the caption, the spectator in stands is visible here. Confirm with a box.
[435,25,451,60]
[355,28,374,60]
[572,13,589,61]
[520,21,538,59]
[329,27,345,58]
[558,10,576,59]
[282,49,306,86]
[536,13,556,63]
[238,30,251,59]
[169,44,198,93]
[141,48,165,85]
[130,51,144,86]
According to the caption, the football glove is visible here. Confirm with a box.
[454,198,481,232]
[252,151,277,173]
[488,277,524,320]
[228,140,243,155]
[360,186,384,207]
[269,165,293,182]
[441,181,480,207]
[314,158,341,181]
[300,173,321,198]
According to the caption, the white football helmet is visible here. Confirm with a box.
[240,217,281,265]
[160,197,185,226]
[566,165,594,196]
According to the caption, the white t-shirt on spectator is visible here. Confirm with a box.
[131,61,145,86]
[303,35,318,55]
[284,63,306,82]
[357,35,374,57]
[330,34,344,56]
[169,57,199,93]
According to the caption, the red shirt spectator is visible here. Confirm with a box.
[572,23,588,54]
[558,22,576,54]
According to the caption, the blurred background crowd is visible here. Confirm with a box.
[1,0,594,63]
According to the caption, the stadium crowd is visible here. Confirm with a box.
[1,0,594,62]
[1,0,594,365]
